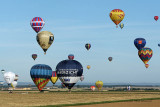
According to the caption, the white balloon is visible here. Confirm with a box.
[11,81,17,88]
[4,72,15,85]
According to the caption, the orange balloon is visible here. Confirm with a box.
[110,9,125,27]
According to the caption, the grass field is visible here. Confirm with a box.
[1,90,160,107]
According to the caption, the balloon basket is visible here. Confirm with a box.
[116,25,118,28]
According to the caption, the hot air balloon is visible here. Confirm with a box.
[1,69,5,74]
[145,64,149,68]
[32,54,37,60]
[56,59,83,91]
[37,31,54,54]
[61,83,66,88]
[68,54,74,60]
[90,86,96,91]
[80,75,84,81]
[134,38,146,50]
[119,23,124,29]
[3,72,15,85]
[87,65,91,69]
[158,44,160,47]
[108,57,113,62]
[14,75,19,81]
[138,47,153,67]
[30,17,45,33]
[85,43,91,50]
[154,16,159,21]
[50,71,58,85]
[95,81,103,91]
[11,81,17,89]
[109,9,125,28]
[30,64,52,91]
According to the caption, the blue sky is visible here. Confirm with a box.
[0,0,160,84]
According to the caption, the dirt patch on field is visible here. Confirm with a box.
[73,100,160,107]
[0,91,160,107]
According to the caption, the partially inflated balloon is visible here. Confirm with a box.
[90,86,95,91]
[95,81,103,91]
[32,54,37,60]
[68,54,74,60]
[30,64,52,91]
[56,59,83,90]
[134,38,146,50]
[87,65,90,69]
[11,81,17,88]
[110,9,125,28]
[108,57,113,61]
[4,72,15,85]
[85,43,91,50]
[80,75,84,81]
[145,64,149,68]
[138,47,153,65]
[37,31,54,54]
[50,71,58,84]
[154,16,159,21]
[30,17,45,33]
[119,23,124,29]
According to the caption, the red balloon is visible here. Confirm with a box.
[154,16,159,21]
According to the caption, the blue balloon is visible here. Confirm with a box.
[30,64,52,78]
[158,44,160,47]
[56,60,83,90]
[134,38,146,50]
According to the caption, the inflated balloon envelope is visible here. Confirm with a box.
[30,64,52,91]
[56,59,83,91]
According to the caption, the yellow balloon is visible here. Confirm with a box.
[95,81,103,91]
[37,31,54,54]
[51,77,58,84]
[87,65,91,69]
[109,9,125,27]
[50,71,58,84]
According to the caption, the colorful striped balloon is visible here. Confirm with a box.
[30,17,45,33]
[138,47,153,64]
[85,43,91,50]
[30,64,52,91]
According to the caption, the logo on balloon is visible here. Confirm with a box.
[138,40,142,44]
[57,69,78,75]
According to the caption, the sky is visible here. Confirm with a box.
[0,0,160,84]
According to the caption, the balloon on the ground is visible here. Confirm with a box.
[14,75,19,81]
[134,38,146,50]
[90,86,96,91]
[108,57,113,61]
[119,23,124,29]
[32,54,37,60]
[80,75,84,81]
[109,9,125,28]
[145,64,149,68]
[11,81,17,88]
[85,43,91,50]
[50,71,58,84]
[154,16,159,21]
[68,54,74,60]
[87,65,91,69]
[30,17,45,33]
[36,31,54,54]
[30,64,52,91]
[95,81,103,91]
[138,47,153,65]
[56,59,83,90]
[3,72,15,85]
